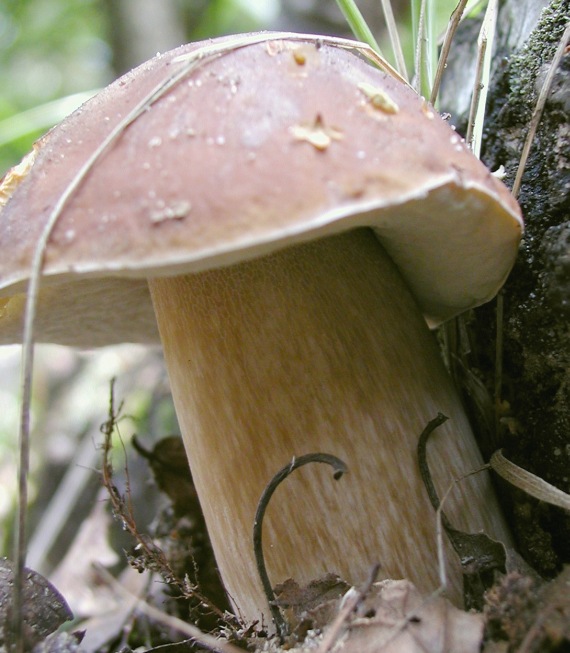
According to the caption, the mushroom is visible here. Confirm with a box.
[0,34,522,625]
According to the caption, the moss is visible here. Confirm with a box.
[446,0,570,577]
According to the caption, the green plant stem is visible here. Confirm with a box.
[335,0,383,54]
[413,0,440,98]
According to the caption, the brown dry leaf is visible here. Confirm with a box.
[274,574,350,636]
[331,580,484,653]
[274,574,350,615]
[132,435,198,516]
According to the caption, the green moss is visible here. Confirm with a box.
[508,0,569,117]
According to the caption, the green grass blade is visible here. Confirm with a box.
[335,0,383,55]
[0,91,97,149]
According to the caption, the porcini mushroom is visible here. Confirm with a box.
[0,34,522,625]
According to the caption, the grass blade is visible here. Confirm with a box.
[335,0,383,54]
[466,0,498,156]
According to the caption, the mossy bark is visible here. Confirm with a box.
[441,0,569,577]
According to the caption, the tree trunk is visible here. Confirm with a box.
[441,0,569,578]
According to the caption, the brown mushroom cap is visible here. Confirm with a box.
[0,33,522,346]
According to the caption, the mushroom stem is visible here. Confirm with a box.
[148,228,510,624]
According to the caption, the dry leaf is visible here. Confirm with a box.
[0,558,72,652]
[358,82,400,113]
[49,491,119,618]
[327,580,484,653]
[274,574,350,636]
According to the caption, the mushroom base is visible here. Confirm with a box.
[148,228,511,625]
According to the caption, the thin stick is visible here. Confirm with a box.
[494,23,570,447]
[380,0,408,81]
[430,0,469,105]
[93,564,243,653]
[169,33,409,88]
[316,563,380,653]
[417,414,507,609]
[433,463,490,591]
[100,382,227,622]
[464,35,485,149]
[416,413,452,524]
[512,21,570,199]
[11,43,216,653]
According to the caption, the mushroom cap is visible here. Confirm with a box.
[0,33,522,346]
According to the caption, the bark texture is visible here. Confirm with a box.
[441,0,569,578]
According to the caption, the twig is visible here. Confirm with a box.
[433,462,490,591]
[253,453,348,639]
[430,0,469,105]
[380,0,408,81]
[100,381,227,621]
[512,21,570,199]
[93,564,243,653]
[417,415,507,609]
[494,22,570,459]
[417,414,452,526]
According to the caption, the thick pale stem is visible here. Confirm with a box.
[148,228,510,623]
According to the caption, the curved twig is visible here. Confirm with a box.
[417,414,506,609]
[253,453,348,639]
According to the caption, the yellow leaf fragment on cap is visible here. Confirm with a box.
[358,82,399,114]
[290,114,343,151]
[0,147,39,209]
[292,48,307,65]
